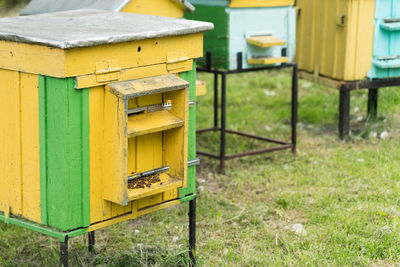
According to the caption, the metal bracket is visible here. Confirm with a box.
[188,158,200,167]
[128,166,170,181]
[128,101,172,115]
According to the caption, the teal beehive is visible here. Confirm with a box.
[369,0,400,79]
[185,0,296,70]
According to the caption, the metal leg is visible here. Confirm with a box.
[220,73,227,172]
[60,237,69,267]
[339,88,351,140]
[367,88,379,120]
[189,198,196,267]
[291,64,298,155]
[214,73,219,128]
[88,231,95,252]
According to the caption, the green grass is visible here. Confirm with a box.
[1,69,400,266]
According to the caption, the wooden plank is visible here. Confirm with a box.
[229,0,294,8]
[248,57,289,65]
[247,35,286,48]
[123,0,184,18]
[108,74,189,99]
[0,69,21,217]
[136,132,163,174]
[127,110,184,138]
[0,34,203,78]
[102,89,128,206]
[20,73,41,223]
[127,173,182,201]
[43,77,89,231]
[196,80,207,97]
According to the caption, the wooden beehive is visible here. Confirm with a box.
[0,10,212,238]
[185,0,296,70]
[20,0,195,18]
[296,0,400,81]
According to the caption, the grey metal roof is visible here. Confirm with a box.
[20,0,194,16]
[0,9,213,49]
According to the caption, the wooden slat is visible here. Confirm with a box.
[127,173,182,202]
[127,110,184,138]
[248,57,289,65]
[196,80,207,96]
[108,74,189,99]
[247,35,286,48]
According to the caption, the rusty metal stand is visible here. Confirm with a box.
[337,77,400,140]
[197,52,298,172]
[367,88,379,120]
[188,198,196,266]
[88,231,95,252]
[60,236,69,267]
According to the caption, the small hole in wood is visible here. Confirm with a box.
[137,46,142,52]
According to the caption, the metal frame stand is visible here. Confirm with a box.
[188,198,196,266]
[197,52,298,172]
[60,236,69,267]
[88,231,95,252]
[338,78,400,140]
[58,199,197,266]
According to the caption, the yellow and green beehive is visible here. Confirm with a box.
[0,10,212,239]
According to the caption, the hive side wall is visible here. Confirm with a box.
[39,76,90,231]
[0,70,41,223]
[185,5,230,69]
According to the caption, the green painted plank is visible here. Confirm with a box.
[179,62,197,198]
[0,213,87,241]
[38,75,48,225]
[39,76,90,231]
[180,194,196,203]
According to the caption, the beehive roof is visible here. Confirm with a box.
[0,9,213,49]
[20,0,195,15]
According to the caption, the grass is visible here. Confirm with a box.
[1,5,400,266]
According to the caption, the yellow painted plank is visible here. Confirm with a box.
[136,132,163,174]
[127,110,184,138]
[196,80,207,97]
[164,88,188,188]
[88,199,180,232]
[247,35,286,48]
[76,61,193,90]
[123,0,184,18]
[127,173,182,201]
[0,41,66,77]
[109,74,189,99]
[0,69,22,216]
[230,0,294,8]
[65,34,203,78]
[137,200,180,216]
[137,194,163,210]
[163,189,179,202]
[102,89,128,206]
[248,57,289,65]
[20,73,41,223]
[0,34,203,78]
